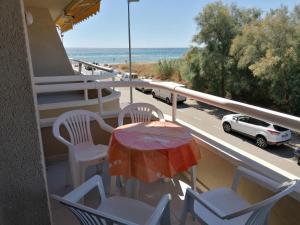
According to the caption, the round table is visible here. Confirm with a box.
[108,121,201,183]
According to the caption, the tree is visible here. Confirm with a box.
[193,1,261,98]
[180,47,204,91]
[230,6,300,115]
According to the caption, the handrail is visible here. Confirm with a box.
[34,75,117,102]
[70,58,114,73]
[174,86,300,133]
[34,80,300,133]
[33,75,115,84]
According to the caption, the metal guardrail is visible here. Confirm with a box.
[35,80,300,133]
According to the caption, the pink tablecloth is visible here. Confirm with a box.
[108,121,201,182]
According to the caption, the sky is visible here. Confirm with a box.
[63,0,299,48]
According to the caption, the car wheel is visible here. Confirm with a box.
[256,135,268,148]
[152,92,156,98]
[222,122,232,133]
[166,97,171,105]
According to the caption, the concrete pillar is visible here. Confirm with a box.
[26,7,74,77]
[0,1,52,225]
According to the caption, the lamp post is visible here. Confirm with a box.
[128,0,139,104]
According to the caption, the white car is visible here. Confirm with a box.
[152,82,186,104]
[135,78,153,93]
[222,114,291,148]
[120,72,138,81]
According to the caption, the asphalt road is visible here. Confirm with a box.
[117,86,300,177]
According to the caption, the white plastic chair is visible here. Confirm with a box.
[180,166,299,225]
[116,103,165,193]
[118,103,165,126]
[53,110,114,188]
[52,175,171,225]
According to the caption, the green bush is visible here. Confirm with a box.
[156,59,180,80]
[156,59,173,80]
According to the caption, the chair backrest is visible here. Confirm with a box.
[52,175,137,225]
[52,175,171,225]
[52,195,140,225]
[244,180,299,225]
[118,103,164,126]
[228,167,300,224]
[53,110,112,147]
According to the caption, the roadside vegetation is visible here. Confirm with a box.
[113,62,159,78]
[156,2,300,116]
[156,59,182,81]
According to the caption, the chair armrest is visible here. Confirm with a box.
[231,166,281,192]
[56,135,73,147]
[94,116,114,134]
[89,111,114,133]
[63,175,106,202]
[185,189,255,220]
[52,121,73,147]
[145,194,171,225]
[185,189,227,219]
[101,122,114,134]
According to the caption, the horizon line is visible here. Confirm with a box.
[64,46,191,49]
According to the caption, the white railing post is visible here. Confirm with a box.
[79,63,82,74]
[98,88,103,115]
[172,92,177,122]
[84,78,88,101]
[92,68,94,75]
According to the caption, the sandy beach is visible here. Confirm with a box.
[112,62,158,78]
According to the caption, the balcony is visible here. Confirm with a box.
[33,60,300,225]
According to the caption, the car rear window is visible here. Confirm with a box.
[273,125,289,131]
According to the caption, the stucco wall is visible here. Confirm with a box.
[26,6,73,76]
[0,1,51,224]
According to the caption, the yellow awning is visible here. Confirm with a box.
[56,0,101,33]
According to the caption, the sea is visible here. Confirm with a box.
[66,48,188,64]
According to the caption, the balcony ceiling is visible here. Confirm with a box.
[24,0,101,32]
[24,0,71,20]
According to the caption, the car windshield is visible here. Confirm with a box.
[273,125,289,131]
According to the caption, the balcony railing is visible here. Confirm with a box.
[34,78,300,199]
[70,58,115,74]
[35,80,300,131]
[34,74,117,102]
[33,66,121,112]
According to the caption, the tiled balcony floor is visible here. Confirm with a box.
[47,161,199,225]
